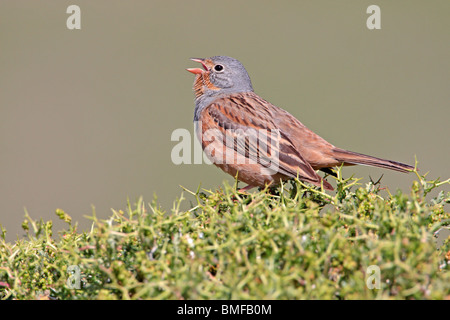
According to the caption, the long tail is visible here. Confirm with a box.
[332,148,414,173]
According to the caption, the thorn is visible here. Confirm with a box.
[369,174,384,186]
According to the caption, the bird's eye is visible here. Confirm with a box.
[214,64,224,72]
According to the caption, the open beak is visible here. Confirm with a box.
[186,58,209,75]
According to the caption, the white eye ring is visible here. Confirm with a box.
[214,64,224,72]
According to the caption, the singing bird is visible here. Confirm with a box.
[187,56,413,191]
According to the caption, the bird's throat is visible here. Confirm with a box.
[193,73,220,100]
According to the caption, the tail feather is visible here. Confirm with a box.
[332,148,414,173]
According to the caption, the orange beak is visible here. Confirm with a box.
[186,58,208,74]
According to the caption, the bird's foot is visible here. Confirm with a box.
[237,185,256,193]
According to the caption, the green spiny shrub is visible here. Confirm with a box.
[0,167,449,300]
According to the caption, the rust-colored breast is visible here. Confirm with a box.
[192,67,220,100]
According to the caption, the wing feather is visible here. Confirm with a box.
[201,93,331,188]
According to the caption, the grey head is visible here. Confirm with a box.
[206,56,253,94]
[187,56,254,119]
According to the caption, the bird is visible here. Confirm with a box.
[186,56,414,192]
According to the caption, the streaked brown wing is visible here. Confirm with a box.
[201,93,325,186]
[267,97,340,169]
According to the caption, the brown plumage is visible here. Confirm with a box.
[187,56,414,191]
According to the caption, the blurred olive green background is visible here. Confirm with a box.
[1,1,449,241]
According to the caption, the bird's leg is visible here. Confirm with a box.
[238,184,256,193]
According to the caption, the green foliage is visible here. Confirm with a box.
[0,167,449,300]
